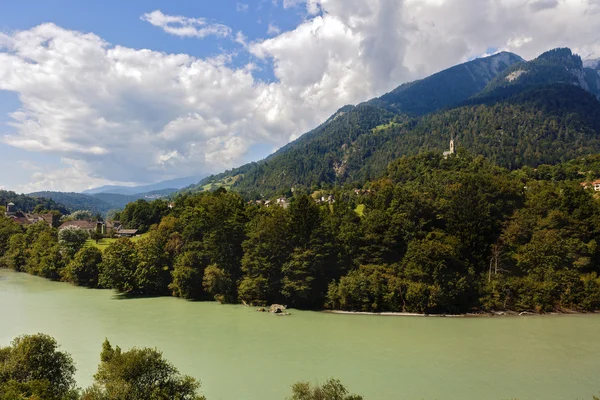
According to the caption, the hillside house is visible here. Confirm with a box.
[580,180,600,191]
[5,204,54,226]
[276,197,289,209]
[117,228,138,238]
[59,220,98,233]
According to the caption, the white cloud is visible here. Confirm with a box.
[141,10,231,38]
[3,1,600,191]
[15,159,131,193]
[507,35,533,48]
[236,3,250,12]
[267,23,282,36]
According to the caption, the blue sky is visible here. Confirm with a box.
[0,0,598,193]
[0,0,307,191]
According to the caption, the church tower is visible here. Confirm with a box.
[443,136,456,158]
[5,202,16,216]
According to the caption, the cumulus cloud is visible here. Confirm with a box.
[2,0,600,191]
[141,10,231,38]
[15,159,134,193]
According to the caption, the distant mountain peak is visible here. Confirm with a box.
[584,58,600,70]
[366,51,524,116]
[82,175,206,195]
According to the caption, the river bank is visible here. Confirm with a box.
[323,309,600,317]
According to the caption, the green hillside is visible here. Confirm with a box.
[188,48,600,198]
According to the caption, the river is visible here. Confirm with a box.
[1,269,599,400]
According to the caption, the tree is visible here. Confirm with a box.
[134,232,172,295]
[202,264,231,303]
[239,207,292,305]
[58,226,90,258]
[90,230,103,244]
[84,339,205,400]
[27,231,65,280]
[99,239,139,293]
[170,250,206,300]
[70,210,94,221]
[1,233,28,271]
[288,378,363,400]
[0,334,78,400]
[62,246,103,287]
[0,217,23,257]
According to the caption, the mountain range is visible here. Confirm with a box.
[82,176,205,195]
[19,47,600,212]
[187,48,600,198]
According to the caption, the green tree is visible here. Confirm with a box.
[0,334,78,400]
[70,210,94,221]
[84,339,204,400]
[170,250,206,300]
[99,239,139,293]
[288,378,363,400]
[58,226,90,258]
[62,246,103,287]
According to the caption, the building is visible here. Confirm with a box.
[58,220,99,233]
[276,197,289,209]
[443,138,456,158]
[5,204,54,227]
[580,180,600,191]
[5,202,16,216]
[117,229,138,238]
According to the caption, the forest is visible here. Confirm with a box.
[2,151,600,314]
[189,48,600,199]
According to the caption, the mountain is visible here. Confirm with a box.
[29,188,175,216]
[187,48,600,198]
[480,48,600,99]
[584,58,600,70]
[368,51,524,116]
[0,190,69,215]
[83,176,205,195]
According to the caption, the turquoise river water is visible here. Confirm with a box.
[1,269,599,400]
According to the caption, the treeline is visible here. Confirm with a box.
[0,333,361,400]
[0,190,69,215]
[192,83,600,199]
[2,152,600,314]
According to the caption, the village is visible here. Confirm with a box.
[4,202,138,238]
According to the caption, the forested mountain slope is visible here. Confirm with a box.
[480,48,600,99]
[0,190,68,214]
[30,189,176,216]
[190,48,600,198]
[368,51,523,116]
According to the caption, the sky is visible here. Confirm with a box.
[1,0,600,193]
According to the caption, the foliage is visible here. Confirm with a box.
[58,226,90,258]
[62,247,103,288]
[0,334,78,400]
[288,378,363,400]
[115,199,170,233]
[83,339,204,400]
[185,49,600,198]
[98,239,139,293]
[0,190,69,215]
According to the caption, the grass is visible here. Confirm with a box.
[355,204,366,217]
[200,174,242,192]
[373,121,400,132]
[85,233,149,250]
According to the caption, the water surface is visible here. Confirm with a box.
[1,269,599,400]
